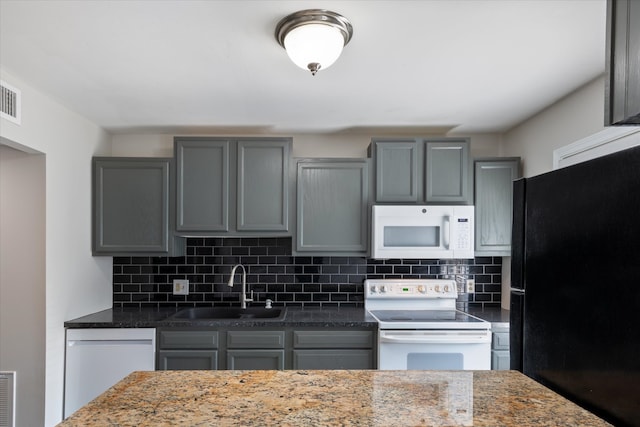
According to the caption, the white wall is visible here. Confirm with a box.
[0,69,112,426]
[111,131,503,158]
[501,75,607,177]
[498,74,608,308]
[0,146,46,427]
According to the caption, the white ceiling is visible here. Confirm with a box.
[0,0,606,135]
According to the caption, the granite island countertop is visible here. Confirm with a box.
[57,370,611,426]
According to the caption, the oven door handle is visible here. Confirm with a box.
[380,331,490,344]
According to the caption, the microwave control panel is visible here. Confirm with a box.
[454,217,472,250]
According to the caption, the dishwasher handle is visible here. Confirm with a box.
[380,330,490,344]
[68,339,154,347]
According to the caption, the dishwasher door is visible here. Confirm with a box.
[64,328,155,418]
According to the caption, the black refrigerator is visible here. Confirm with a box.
[510,144,640,427]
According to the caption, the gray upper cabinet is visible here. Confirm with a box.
[175,139,230,232]
[605,0,640,125]
[237,140,290,231]
[370,138,472,205]
[296,159,369,255]
[425,140,471,204]
[93,157,172,255]
[373,141,419,202]
[175,137,292,235]
[474,158,520,255]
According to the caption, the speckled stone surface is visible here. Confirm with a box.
[64,307,378,328]
[466,307,510,329]
[58,370,610,426]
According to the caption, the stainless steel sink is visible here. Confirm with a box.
[169,307,286,320]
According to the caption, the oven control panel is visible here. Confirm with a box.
[365,279,457,299]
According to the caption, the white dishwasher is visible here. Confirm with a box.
[64,328,155,418]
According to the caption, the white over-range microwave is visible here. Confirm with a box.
[371,205,474,259]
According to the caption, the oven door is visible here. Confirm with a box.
[378,330,491,370]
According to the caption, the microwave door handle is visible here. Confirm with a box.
[443,217,450,249]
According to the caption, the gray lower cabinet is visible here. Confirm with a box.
[157,329,219,370]
[93,157,182,255]
[491,326,510,370]
[295,158,369,255]
[174,137,292,235]
[474,158,520,255]
[369,138,472,205]
[292,330,375,370]
[158,350,218,370]
[157,327,375,370]
[226,330,285,370]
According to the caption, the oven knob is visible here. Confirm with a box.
[370,285,377,294]
[417,285,426,293]
[444,285,449,293]
[379,285,387,293]
[434,285,440,293]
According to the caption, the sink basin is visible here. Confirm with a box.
[169,307,285,320]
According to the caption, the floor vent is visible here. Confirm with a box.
[0,372,16,427]
[1,80,21,125]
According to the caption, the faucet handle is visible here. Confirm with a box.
[265,299,273,309]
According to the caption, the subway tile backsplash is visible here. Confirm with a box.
[113,237,502,309]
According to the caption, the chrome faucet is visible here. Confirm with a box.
[227,264,253,309]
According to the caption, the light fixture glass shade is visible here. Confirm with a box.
[283,24,345,73]
[275,9,353,75]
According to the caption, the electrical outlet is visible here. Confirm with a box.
[466,279,475,293]
[173,279,189,295]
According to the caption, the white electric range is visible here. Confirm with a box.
[365,279,491,370]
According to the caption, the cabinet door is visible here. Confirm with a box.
[175,139,230,231]
[425,140,471,204]
[296,159,369,255]
[293,349,374,369]
[158,330,219,349]
[158,350,218,370]
[93,158,170,254]
[373,141,419,202]
[227,350,285,370]
[474,158,520,255]
[293,330,374,348]
[237,139,291,231]
[491,351,511,370]
[606,0,640,125]
[226,331,285,349]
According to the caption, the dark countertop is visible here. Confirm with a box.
[64,306,378,329]
[57,370,611,426]
[466,307,510,329]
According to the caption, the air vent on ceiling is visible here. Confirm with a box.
[1,80,21,125]
[0,372,16,427]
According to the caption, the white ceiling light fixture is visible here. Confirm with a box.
[275,9,353,76]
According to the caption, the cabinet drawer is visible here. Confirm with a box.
[293,330,374,348]
[293,349,374,369]
[158,350,218,370]
[158,330,219,349]
[492,332,509,350]
[226,331,285,349]
[227,350,285,370]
